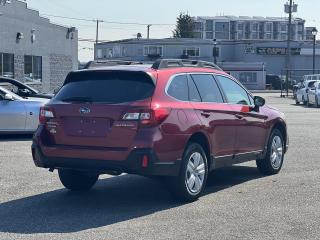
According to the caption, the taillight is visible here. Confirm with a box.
[39,106,55,124]
[122,108,170,126]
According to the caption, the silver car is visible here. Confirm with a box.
[307,81,320,108]
[0,86,49,134]
[295,80,317,105]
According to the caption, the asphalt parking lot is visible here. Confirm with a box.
[0,93,319,240]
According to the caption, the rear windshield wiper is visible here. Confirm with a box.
[60,96,93,103]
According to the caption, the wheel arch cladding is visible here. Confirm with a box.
[187,132,211,169]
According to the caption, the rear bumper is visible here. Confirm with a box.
[31,143,181,177]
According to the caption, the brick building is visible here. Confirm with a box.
[0,0,78,92]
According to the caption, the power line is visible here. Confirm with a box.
[41,13,175,26]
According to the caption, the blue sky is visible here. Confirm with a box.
[26,0,320,61]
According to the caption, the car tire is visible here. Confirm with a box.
[256,129,285,175]
[295,99,300,105]
[58,169,99,191]
[302,96,307,105]
[169,143,208,202]
[315,96,319,108]
[306,96,310,107]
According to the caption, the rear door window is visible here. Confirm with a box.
[55,71,155,103]
[188,77,201,102]
[167,75,189,101]
[191,74,224,103]
[216,75,252,105]
[308,81,316,88]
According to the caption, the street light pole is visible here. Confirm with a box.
[312,28,318,74]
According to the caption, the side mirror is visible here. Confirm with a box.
[19,88,31,96]
[4,93,14,101]
[254,96,265,108]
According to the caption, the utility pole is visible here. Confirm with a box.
[96,19,103,44]
[284,0,297,97]
[147,24,152,40]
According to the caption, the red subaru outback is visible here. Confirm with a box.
[32,59,288,201]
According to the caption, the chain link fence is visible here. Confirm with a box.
[279,69,320,97]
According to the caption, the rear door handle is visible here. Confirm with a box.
[201,112,211,118]
[235,114,243,120]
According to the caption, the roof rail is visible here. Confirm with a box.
[84,60,143,69]
[151,59,222,71]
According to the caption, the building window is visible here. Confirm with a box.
[193,32,203,39]
[107,48,113,58]
[205,20,213,31]
[122,47,128,57]
[252,23,258,31]
[206,32,213,39]
[215,22,230,39]
[281,33,287,40]
[143,46,163,56]
[251,33,258,39]
[239,72,257,84]
[280,24,287,32]
[0,53,14,78]
[238,23,244,31]
[265,22,272,32]
[183,47,200,57]
[265,33,272,39]
[194,22,203,31]
[96,49,103,59]
[24,55,42,82]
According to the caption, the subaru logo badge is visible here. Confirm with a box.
[79,107,90,114]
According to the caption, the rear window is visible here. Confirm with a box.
[55,71,155,104]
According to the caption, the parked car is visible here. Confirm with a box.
[295,80,317,105]
[293,82,301,100]
[0,77,53,99]
[0,86,49,134]
[32,59,288,202]
[266,74,282,90]
[307,81,320,108]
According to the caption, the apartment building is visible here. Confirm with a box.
[193,16,305,41]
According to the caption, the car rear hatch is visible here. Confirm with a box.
[42,70,155,149]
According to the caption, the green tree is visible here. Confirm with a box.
[173,12,195,38]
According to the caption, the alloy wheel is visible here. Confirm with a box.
[270,136,283,170]
[185,152,205,195]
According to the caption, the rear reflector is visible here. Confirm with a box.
[142,155,149,168]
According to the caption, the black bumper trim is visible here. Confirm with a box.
[32,144,181,177]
